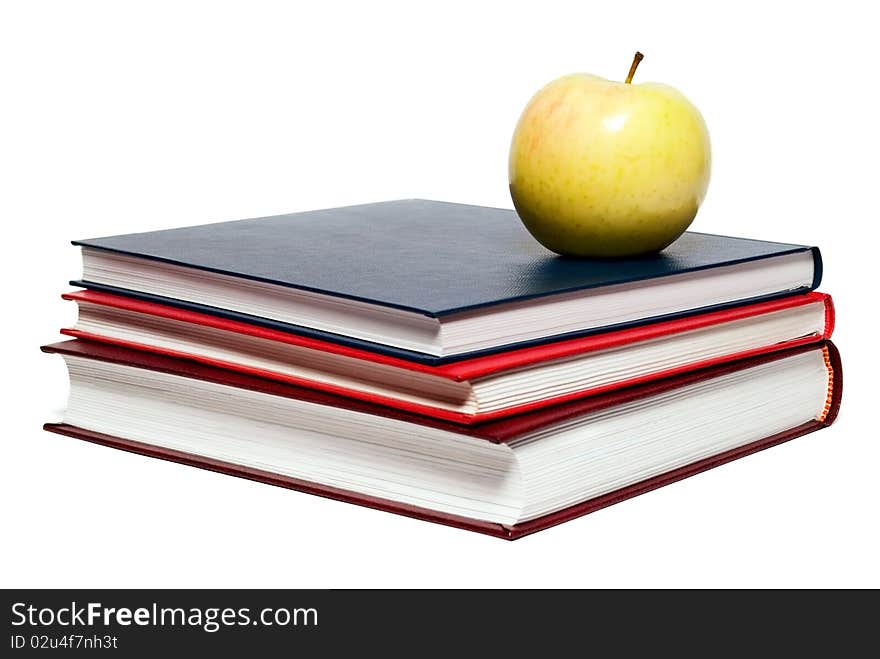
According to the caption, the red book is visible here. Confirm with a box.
[62,290,835,424]
[43,339,842,539]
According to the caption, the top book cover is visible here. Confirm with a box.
[74,199,821,316]
[71,199,822,362]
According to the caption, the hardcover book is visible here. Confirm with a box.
[71,199,823,364]
[42,339,842,539]
[62,289,835,423]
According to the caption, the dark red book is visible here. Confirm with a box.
[42,339,842,539]
[61,289,834,424]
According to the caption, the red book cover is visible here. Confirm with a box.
[42,339,842,539]
[61,290,835,424]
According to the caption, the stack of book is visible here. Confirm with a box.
[43,200,842,539]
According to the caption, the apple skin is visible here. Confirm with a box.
[509,73,711,258]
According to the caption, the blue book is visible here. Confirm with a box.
[72,199,822,364]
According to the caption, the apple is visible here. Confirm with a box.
[509,53,711,258]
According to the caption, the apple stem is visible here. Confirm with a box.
[625,51,644,84]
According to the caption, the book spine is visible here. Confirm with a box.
[811,246,824,291]
[823,292,835,338]
[821,340,843,425]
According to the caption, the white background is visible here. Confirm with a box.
[2,1,877,588]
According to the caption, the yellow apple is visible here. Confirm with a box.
[509,53,711,258]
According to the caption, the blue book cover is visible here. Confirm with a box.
[72,199,822,363]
